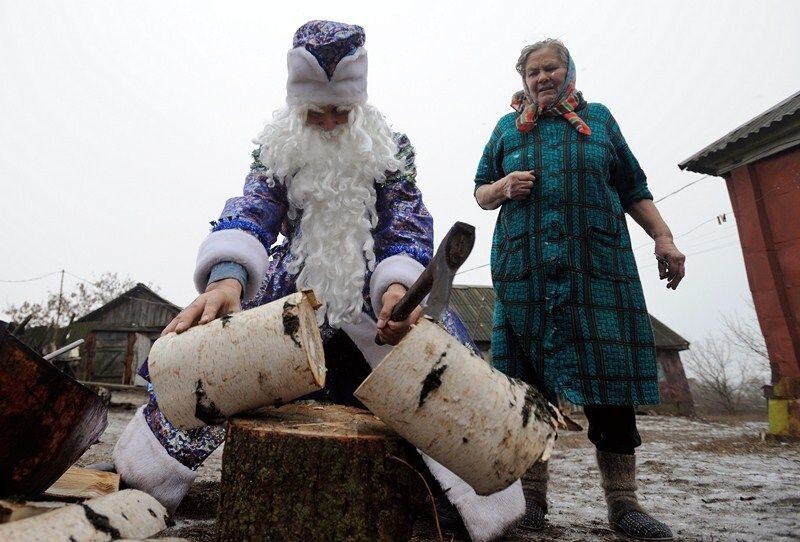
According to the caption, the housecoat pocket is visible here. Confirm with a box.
[588,226,630,283]
[491,232,531,282]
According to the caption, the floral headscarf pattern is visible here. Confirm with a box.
[512,52,591,136]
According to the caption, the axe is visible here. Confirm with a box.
[376,221,475,344]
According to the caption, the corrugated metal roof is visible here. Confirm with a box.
[449,285,495,342]
[679,90,800,175]
[449,285,689,350]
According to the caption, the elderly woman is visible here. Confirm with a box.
[474,39,684,540]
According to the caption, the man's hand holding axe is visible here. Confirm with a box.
[375,222,476,346]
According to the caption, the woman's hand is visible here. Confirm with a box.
[475,171,536,210]
[654,236,686,290]
[161,278,243,336]
[376,283,423,346]
[500,171,535,201]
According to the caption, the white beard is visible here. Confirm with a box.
[254,104,402,327]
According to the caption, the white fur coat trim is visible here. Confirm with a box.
[194,229,269,302]
[368,253,426,319]
[421,453,524,542]
[286,47,368,106]
[113,406,197,514]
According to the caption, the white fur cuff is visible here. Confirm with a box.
[421,453,524,542]
[113,406,197,514]
[369,253,426,318]
[286,47,368,106]
[194,229,269,302]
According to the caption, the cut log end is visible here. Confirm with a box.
[294,291,326,388]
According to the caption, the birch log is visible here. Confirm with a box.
[0,489,167,541]
[354,318,565,496]
[149,291,326,429]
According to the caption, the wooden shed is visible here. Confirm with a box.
[449,285,694,414]
[680,90,800,438]
[71,283,181,385]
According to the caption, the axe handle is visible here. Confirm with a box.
[374,221,475,345]
[374,266,433,345]
[388,267,434,322]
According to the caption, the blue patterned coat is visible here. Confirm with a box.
[206,133,478,353]
[475,103,660,406]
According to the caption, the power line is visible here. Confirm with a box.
[64,270,103,289]
[654,174,713,204]
[456,262,490,276]
[639,240,741,270]
[0,271,62,283]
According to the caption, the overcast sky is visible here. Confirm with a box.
[1,0,799,346]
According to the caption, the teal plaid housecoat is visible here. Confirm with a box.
[475,102,660,406]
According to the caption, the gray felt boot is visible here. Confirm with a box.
[597,451,673,541]
[518,460,548,531]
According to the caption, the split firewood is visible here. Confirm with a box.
[0,489,168,541]
[218,403,426,542]
[0,500,66,523]
[43,467,120,500]
[149,290,326,429]
[355,318,566,496]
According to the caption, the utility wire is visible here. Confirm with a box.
[654,174,713,204]
[0,271,62,283]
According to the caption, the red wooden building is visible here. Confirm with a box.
[680,90,800,438]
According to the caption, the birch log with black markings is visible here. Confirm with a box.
[149,290,326,429]
[0,489,167,541]
[355,318,565,495]
[218,403,426,542]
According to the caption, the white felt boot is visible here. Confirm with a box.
[113,406,197,514]
[420,452,524,542]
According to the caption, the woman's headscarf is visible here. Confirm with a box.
[512,51,591,136]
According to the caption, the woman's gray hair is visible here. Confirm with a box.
[515,39,570,75]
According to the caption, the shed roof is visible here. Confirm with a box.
[75,283,181,323]
[449,285,690,350]
[679,90,800,175]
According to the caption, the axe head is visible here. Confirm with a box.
[425,221,475,321]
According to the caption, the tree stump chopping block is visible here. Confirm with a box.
[218,403,427,542]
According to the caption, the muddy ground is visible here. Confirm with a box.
[77,389,800,542]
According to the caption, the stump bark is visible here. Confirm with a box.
[218,403,426,542]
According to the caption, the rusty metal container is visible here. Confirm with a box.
[0,327,108,497]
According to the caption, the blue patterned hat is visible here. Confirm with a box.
[286,20,368,106]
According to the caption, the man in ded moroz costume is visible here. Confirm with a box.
[111,20,525,541]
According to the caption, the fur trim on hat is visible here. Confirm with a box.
[286,47,368,106]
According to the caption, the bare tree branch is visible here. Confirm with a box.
[4,273,146,327]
